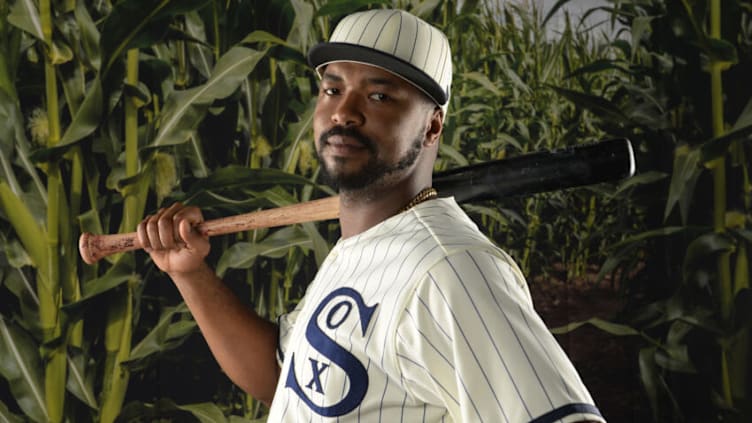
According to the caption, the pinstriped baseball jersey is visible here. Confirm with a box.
[269,198,605,422]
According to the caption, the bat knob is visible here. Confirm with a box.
[79,232,99,265]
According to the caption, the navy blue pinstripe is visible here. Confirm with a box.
[425,268,514,419]
[466,252,556,410]
[490,257,575,399]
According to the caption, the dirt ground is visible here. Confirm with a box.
[529,274,652,423]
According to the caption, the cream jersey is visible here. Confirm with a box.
[269,197,605,422]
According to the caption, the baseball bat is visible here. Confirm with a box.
[79,138,634,264]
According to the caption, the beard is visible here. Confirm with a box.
[317,126,423,192]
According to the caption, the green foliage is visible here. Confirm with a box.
[436,0,641,281]
[0,0,330,420]
[0,317,47,422]
[545,0,752,421]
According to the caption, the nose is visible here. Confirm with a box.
[331,92,364,127]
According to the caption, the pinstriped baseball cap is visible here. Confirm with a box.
[308,9,452,117]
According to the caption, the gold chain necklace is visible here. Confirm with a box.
[397,187,438,214]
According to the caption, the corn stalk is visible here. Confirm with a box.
[39,0,66,420]
[98,48,141,423]
[706,0,736,406]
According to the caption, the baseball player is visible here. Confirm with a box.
[137,8,606,423]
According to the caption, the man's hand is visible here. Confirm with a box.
[136,203,210,276]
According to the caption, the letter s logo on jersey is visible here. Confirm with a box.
[285,287,378,417]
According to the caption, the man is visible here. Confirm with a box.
[137,8,605,423]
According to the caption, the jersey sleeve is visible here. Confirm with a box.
[394,249,606,423]
[276,296,306,367]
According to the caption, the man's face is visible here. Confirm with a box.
[313,62,438,192]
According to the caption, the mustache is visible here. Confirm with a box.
[318,126,377,153]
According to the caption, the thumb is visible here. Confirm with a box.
[179,219,207,248]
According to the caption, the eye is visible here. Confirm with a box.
[369,93,388,102]
[322,87,339,96]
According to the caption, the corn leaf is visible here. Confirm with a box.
[301,221,331,267]
[217,226,313,276]
[733,229,752,245]
[549,85,631,124]
[638,347,661,421]
[63,258,137,317]
[73,0,101,70]
[0,182,48,278]
[614,170,667,195]
[99,0,210,75]
[241,30,296,50]
[117,399,230,422]
[0,317,48,423]
[0,91,22,195]
[655,344,697,373]
[462,72,503,97]
[609,226,699,251]
[260,188,330,266]
[664,144,701,222]
[700,37,739,64]
[0,90,16,158]
[462,204,512,227]
[7,0,44,41]
[125,303,196,370]
[550,317,642,337]
[731,97,752,132]
[281,100,315,173]
[0,92,46,202]
[0,400,25,423]
[149,46,265,148]
[185,11,213,79]
[566,59,632,79]
[683,232,735,274]
[66,351,98,410]
[31,79,104,163]
[176,403,228,423]
[59,78,103,145]
[542,0,573,26]
[183,166,323,204]
[407,0,444,19]
[261,68,289,146]
[502,66,531,94]
[314,0,390,18]
[438,143,470,167]
[700,122,752,165]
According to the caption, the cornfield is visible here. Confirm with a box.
[0,0,749,422]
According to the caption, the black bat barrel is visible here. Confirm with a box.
[434,138,635,203]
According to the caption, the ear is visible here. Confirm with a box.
[423,107,443,147]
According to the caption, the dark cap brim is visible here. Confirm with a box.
[308,42,449,106]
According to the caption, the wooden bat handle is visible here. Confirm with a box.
[78,196,340,264]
